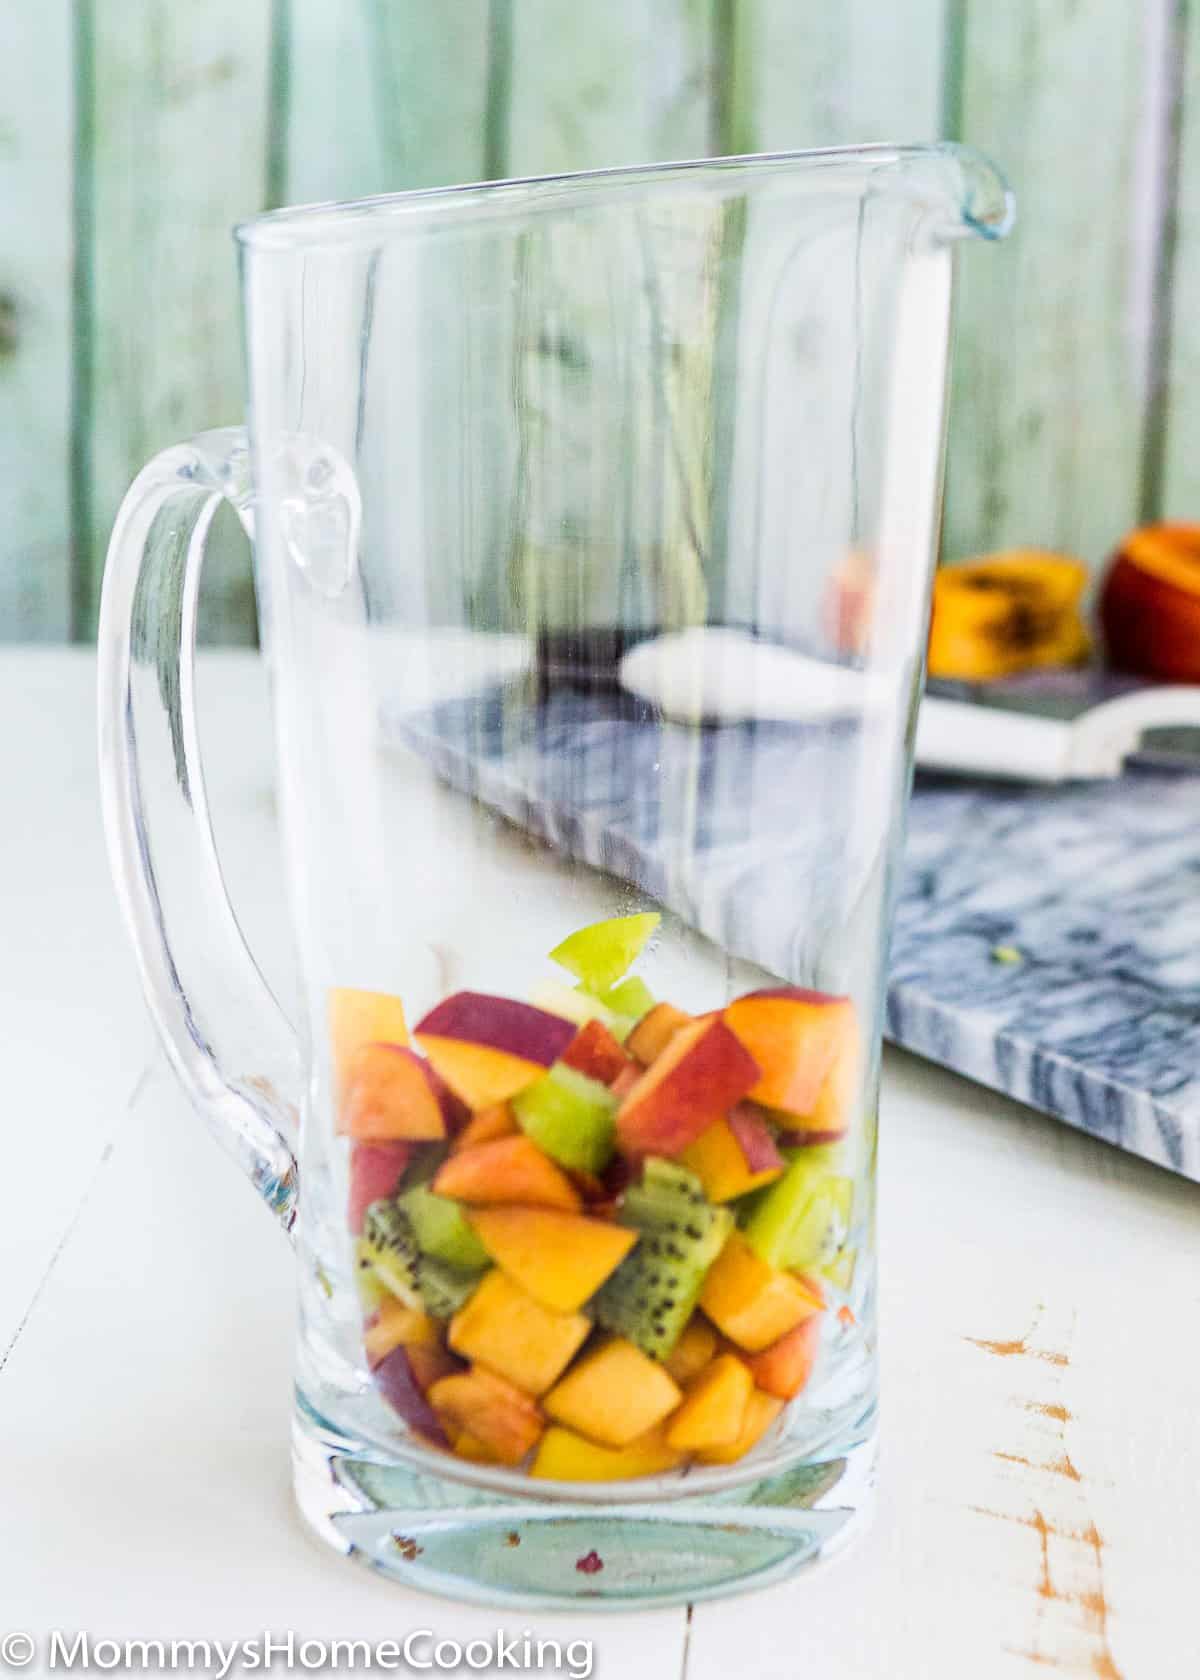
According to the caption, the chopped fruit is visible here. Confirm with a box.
[742,1151,854,1270]
[592,1160,732,1358]
[450,1430,502,1464]
[448,1270,590,1395]
[512,1063,617,1173]
[561,1019,634,1086]
[784,1013,860,1142]
[373,1345,450,1445]
[544,1337,682,1447]
[405,1340,464,1395]
[616,1017,760,1159]
[727,1104,786,1173]
[680,1114,783,1202]
[364,1297,441,1366]
[361,1201,486,1318]
[451,1103,518,1153]
[663,1316,719,1385]
[339,1044,448,1142]
[428,1366,544,1466]
[741,1315,823,1399]
[929,551,1091,681]
[696,1389,783,1464]
[549,912,661,993]
[609,1064,641,1100]
[361,1201,422,1306]
[531,1424,685,1481]
[665,1353,753,1450]
[467,1207,637,1313]
[821,1246,857,1291]
[348,1140,412,1234]
[397,1183,491,1271]
[627,1003,692,1066]
[354,1240,389,1312]
[722,988,855,1120]
[529,980,624,1036]
[1102,525,1200,681]
[700,1233,822,1352]
[415,993,576,1108]
[598,976,656,1023]
[329,987,409,1102]
[422,1064,472,1135]
[433,1135,582,1213]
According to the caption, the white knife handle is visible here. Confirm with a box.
[915,695,1073,781]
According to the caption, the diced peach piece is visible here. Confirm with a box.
[680,1115,783,1202]
[450,1430,502,1464]
[626,1003,692,1066]
[531,1423,686,1481]
[695,1390,783,1465]
[451,1103,519,1154]
[364,1297,441,1366]
[663,1316,719,1386]
[416,993,575,1108]
[544,1337,681,1447]
[448,1270,590,1396]
[700,1232,822,1352]
[616,1017,760,1159]
[665,1353,753,1451]
[433,1136,582,1212]
[467,1207,637,1313]
[723,989,855,1119]
[329,988,409,1103]
[405,1341,465,1396]
[741,1314,823,1400]
[339,1044,447,1141]
[561,1018,635,1086]
[347,1139,412,1233]
[781,1013,861,1142]
[428,1366,544,1466]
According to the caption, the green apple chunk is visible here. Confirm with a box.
[529,979,624,1034]
[397,1183,490,1271]
[548,912,660,994]
[512,1062,617,1174]
[742,1150,854,1270]
[596,975,656,1022]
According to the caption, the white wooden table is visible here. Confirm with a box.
[3,648,1198,1680]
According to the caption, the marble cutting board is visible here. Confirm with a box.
[393,684,1200,1181]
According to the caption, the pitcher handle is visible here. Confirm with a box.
[97,427,301,1231]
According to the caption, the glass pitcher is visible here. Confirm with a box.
[97,145,1011,1609]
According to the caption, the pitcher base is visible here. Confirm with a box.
[291,1401,876,1610]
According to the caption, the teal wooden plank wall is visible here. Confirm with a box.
[0,0,1194,642]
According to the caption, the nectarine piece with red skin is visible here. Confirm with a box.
[339,1044,448,1142]
[740,1313,823,1400]
[561,1018,635,1086]
[429,1365,545,1465]
[347,1139,412,1233]
[433,1135,582,1212]
[680,1108,783,1202]
[626,1003,692,1067]
[415,993,576,1108]
[373,1345,451,1445]
[616,1016,760,1160]
[723,988,855,1118]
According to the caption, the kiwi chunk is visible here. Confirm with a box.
[512,1063,616,1173]
[591,1158,732,1359]
[362,1199,487,1318]
[397,1182,490,1271]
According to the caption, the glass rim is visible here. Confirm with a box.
[235,140,1013,253]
